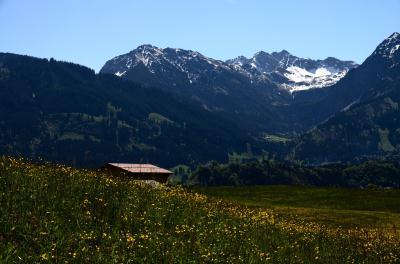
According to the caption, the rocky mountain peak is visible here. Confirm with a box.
[372,32,400,59]
[102,44,358,94]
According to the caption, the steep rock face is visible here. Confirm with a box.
[292,33,400,163]
[102,45,357,95]
[228,50,357,92]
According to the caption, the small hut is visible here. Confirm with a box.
[101,163,173,183]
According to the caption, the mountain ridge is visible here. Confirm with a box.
[292,32,400,163]
[100,44,360,133]
[101,45,358,93]
[0,52,267,167]
[1,33,400,167]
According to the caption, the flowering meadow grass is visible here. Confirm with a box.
[0,157,399,263]
[196,185,400,229]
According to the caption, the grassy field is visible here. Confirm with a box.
[1,157,399,263]
[195,185,400,229]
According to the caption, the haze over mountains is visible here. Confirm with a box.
[0,33,399,167]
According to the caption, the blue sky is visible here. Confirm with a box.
[0,0,399,72]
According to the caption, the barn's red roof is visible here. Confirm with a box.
[107,163,173,174]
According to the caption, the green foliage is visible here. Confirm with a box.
[169,164,191,185]
[196,185,400,229]
[378,128,396,152]
[263,133,291,143]
[294,92,400,163]
[190,159,400,188]
[1,157,399,263]
[228,152,255,164]
[58,132,85,141]
[148,112,174,125]
[0,53,258,168]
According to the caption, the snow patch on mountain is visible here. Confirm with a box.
[115,70,126,77]
[104,44,231,84]
[282,66,349,92]
[227,50,357,92]
[284,66,328,83]
[102,44,358,94]
[390,44,400,58]
[373,32,400,59]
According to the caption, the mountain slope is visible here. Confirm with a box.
[292,32,400,163]
[228,50,357,92]
[100,46,357,133]
[101,45,293,133]
[299,33,400,122]
[0,53,262,167]
[2,33,398,167]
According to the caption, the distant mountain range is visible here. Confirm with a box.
[227,50,357,92]
[0,32,399,167]
[101,45,357,94]
[100,45,359,133]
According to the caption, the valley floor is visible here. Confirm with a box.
[196,185,400,229]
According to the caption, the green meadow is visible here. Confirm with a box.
[196,185,400,229]
[1,157,399,263]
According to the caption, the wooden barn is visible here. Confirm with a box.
[101,163,173,183]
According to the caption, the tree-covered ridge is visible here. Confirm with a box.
[0,53,266,168]
[293,91,400,163]
[1,32,400,170]
[289,32,400,163]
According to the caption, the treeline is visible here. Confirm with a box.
[189,159,400,188]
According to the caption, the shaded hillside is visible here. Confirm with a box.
[1,33,399,167]
[293,90,400,163]
[292,33,400,163]
[0,53,262,167]
[281,33,399,129]
[100,45,292,133]
[100,45,355,133]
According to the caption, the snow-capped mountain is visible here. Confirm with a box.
[372,32,400,59]
[101,45,358,96]
[2,33,400,167]
[102,44,231,85]
[227,50,358,92]
[101,44,292,132]
[293,32,400,163]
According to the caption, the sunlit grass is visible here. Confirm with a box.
[1,157,399,263]
[196,185,400,229]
